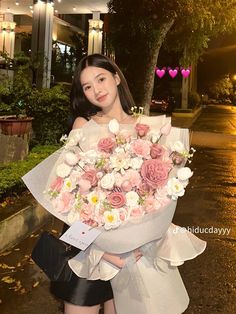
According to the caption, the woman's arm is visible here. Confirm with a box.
[102,249,142,268]
[72,116,88,129]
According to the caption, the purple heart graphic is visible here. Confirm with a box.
[181,69,191,78]
[168,69,178,79]
[155,68,166,78]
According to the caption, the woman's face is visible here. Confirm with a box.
[80,66,121,110]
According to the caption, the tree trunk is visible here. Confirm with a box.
[181,75,189,109]
[141,19,175,115]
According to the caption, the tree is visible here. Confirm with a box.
[208,75,233,99]
[107,0,236,112]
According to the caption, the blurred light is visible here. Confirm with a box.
[73,7,76,11]
[233,74,236,81]
[15,1,19,5]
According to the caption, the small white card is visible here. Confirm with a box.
[60,221,102,250]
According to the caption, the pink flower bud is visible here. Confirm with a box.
[121,180,132,192]
[160,122,171,136]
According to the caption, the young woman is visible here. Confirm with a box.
[51,54,142,314]
[24,53,205,314]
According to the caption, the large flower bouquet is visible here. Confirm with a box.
[47,119,195,231]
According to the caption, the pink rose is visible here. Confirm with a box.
[141,159,171,189]
[137,181,152,196]
[98,137,116,153]
[53,192,74,213]
[107,192,126,208]
[80,204,93,221]
[150,144,165,159]
[132,139,150,157]
[144,196,161,213]
[135,123,150,137]
[124,169,141,187]
[81,169,98,187]
[50,177,63,192]
[78,179,91,193]
[172,152,185,166]
[130,207,144,217]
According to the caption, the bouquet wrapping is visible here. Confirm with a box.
[22,115,206,314]
[22,116,191,251]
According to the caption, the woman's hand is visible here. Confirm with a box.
[102,249,142,268]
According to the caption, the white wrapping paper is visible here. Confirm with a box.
[22,115,206,314]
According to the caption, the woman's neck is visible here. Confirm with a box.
[97,110,129,122]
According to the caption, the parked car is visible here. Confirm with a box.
[207,98,218,104]
[150,99,168,112]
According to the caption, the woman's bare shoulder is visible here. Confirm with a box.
[72,117,88,129]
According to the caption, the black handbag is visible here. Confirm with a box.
[31,231,78,282]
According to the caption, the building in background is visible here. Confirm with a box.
[0,0,111,87]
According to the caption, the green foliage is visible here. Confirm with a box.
[0,145,59,200]
[207,75,233,99]
[107,0,236,107]
[188,91,201,109]
[0,102,11,114]
[0,59,32,117]
[165,0,236,65]
[27,84,70,144]
[0,51,70,144]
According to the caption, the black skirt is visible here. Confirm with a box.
[50,273,113,306]
[50,224,113,306]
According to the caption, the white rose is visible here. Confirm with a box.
[167,178,185,200]
[64,151,79,166]
[65,138,77,148]
[129,157,143,170]
[126,191,139,207]
[100,173,115,190]
[124,143,131,151]
[56,163,72,178]
[83,149,99,164]
[67,209,80,225]
[177,167,193,181]
[65,129,83,148]
[108,119,120,134]
[114,147,125,154]
[170,141,185,153]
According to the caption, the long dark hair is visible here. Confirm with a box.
[70,54,135,123]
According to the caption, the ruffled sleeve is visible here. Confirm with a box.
[68,244,120,281]
[154,223,206,267]
[68,223,206,281]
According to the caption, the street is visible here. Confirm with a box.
[0,104,235,314]
[176,105,236,313]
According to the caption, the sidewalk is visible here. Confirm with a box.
[0,105,235,313]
